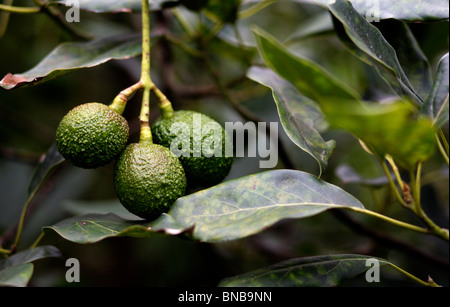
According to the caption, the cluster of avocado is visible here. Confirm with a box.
[55,102,233,220]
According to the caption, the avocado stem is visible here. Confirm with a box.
[137,0,174,144]
[139,121,153,144]
[150,82,174,119]
[138,0,153,144]
[110,81,144,115]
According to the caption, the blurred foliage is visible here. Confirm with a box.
[0,0,448,286]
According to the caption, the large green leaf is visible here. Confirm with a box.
[218,254,433,287]
[0,34,143,90]
[323,100,436,169]
[44,170,364,243]
[253,27,361,105]
[308,0,449,22]
[420,53,449,128]
[328,0,423,106]
[0,246,61,287]
[373,19,432,99]
[168,170,364,242]
[247,66,335,177]
[331,16,406,101]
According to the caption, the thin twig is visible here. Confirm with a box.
[331,210,449,269]
[32,0,92,41]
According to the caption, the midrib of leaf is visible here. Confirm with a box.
[75,220,121,235]
[433,94,449,126]
[195,203,359,219]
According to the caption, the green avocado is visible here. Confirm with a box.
[55,102,129,169]
[151,110,233,188]
[113,143,187,220]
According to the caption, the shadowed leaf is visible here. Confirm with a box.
[247,66,335,177]
[28,143,64,194]
[373,19,432,99]
[420,53,449,128]
[0,246,61,287]
[328,0,423,106]
[218,254,419,287]
[43,213,186,244]
[253,26,360,104]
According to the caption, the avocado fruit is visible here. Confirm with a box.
[151,110,233,188]
[55,102,129,169]
[113,142,187,220]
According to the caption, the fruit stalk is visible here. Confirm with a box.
[139,0,153,144]
[151,83,174,119]
[110,81,144,115]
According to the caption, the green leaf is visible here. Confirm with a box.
[218,254,423,287]
[331,16,405,101]
[163,169,364,242]
[0,246,61,271]
[373,19,432,99]
[420,53,449,128]
[328,0,423,106]
[44,170,364,243]
[0,264,34,287]
[42,213,186,244]
[252,26,361,104]
[28,143,64,194]
[0,246,61,287]
[247,66,335,177]
[308,0,449,22]
[0,34,143,90]
[324,100,436,169]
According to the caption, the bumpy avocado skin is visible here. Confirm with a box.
[151,110,233,188]
[56,102,129,169]
[113,143,187,220]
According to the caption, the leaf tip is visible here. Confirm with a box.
[0,73,28,90]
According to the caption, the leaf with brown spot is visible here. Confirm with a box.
[0,33,147,90]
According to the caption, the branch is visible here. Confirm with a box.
[32,0,93,41]
[331,210,449,270]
